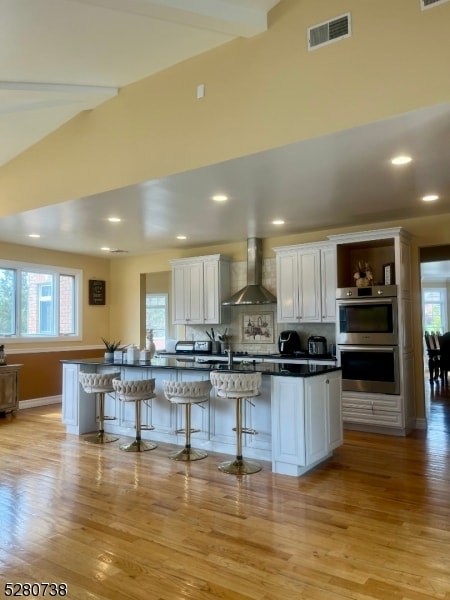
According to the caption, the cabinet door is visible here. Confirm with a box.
[0,369,18,413]
[203,259,220,324]
[298,249,321,322]
[172,262,204,324]
[271,377,306,466]
[327,371,343,449]
[62,363,79,425]
[304,375,328,464]
[243,376,272,452]
[276,251,299,322]
[321,245,337,322]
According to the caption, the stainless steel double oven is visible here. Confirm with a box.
[336,285,400,395]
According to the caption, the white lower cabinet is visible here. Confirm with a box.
[62,363,342,475]
[271,370,342,476]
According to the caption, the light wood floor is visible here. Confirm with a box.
[1,385,450,600]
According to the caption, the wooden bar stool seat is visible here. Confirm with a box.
[163,379,211,461]
[112,378,157,452]
[210,371,262,475]
[78,372,120,444]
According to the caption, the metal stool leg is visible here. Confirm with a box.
[84,391,119,444]
[120,399,157,452]
[168,402,208,461]
[218,397,261,475]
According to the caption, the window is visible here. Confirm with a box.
[146,293,168,350]
[0,260,81,341]
[422,288,447,333]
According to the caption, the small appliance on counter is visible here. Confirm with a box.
[308,335,328,355]
[278,330,302,355]
[174,340,212,354]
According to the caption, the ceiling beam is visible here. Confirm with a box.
[68,0,281,37]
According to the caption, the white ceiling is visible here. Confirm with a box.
[1,0,450,266]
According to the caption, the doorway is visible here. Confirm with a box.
[420,246,450,417]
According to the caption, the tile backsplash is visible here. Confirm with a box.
[186,257,336,354]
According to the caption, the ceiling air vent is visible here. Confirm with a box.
[420,0,449,9]
[308,13,351,50]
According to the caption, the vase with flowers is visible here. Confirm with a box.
[353,260,373,287]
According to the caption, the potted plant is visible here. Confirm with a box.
[101,338,124,361]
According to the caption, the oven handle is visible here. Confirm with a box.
[339,345,397,353]
[337,297,395,305]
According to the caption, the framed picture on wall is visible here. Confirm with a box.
[241,312,274,344]
[89,279,106,305]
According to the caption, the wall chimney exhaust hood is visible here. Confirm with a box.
[222,237,277,306]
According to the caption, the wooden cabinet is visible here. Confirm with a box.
[274,242,336,323]
[271,370,343,476]
[171,254,230,325]
[0,364,22,414]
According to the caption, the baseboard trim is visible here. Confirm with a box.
[19,396,62,409]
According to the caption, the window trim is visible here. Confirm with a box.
[0,259,82,342]
[422,286,448,334]
[146,292,169,351]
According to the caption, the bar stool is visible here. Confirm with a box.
[163,379,211,461]
[78,372,120,444]
[210,371,262,475]
[112,378,157,452]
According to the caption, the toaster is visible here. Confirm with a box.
[307,335,327,355]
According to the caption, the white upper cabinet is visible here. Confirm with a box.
[274,242,336,323]
[171,255,230,325]
[320,244,337,322]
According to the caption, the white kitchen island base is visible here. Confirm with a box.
[61,359,342,477]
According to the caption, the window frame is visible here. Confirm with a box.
[422,287,448,334]
[145,292,169,351]
[0,259,82,342]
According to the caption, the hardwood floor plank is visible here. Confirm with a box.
[1,394,450,599]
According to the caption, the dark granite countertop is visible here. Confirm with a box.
[61,356,341,377]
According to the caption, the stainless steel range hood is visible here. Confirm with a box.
[222,237,277,305]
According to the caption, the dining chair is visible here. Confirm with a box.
[438,332,450,386]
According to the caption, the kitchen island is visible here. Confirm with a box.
[61,357,342,476]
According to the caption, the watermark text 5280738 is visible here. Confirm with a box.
[4,583,68,597]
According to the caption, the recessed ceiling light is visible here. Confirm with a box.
[272,219,285,225]
[108,217,121,222]
[212,194,228,202]
[28,233,40,238]
[176,235,187,240]
[422,194,439,202]
[101,247,110,251]
[391,155,412,165]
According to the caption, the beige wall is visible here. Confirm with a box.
[0,0,449,216]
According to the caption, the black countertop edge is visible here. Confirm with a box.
[61,357,341,377]
[158,351,336,361]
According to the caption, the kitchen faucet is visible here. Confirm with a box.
[225,347,234,368]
